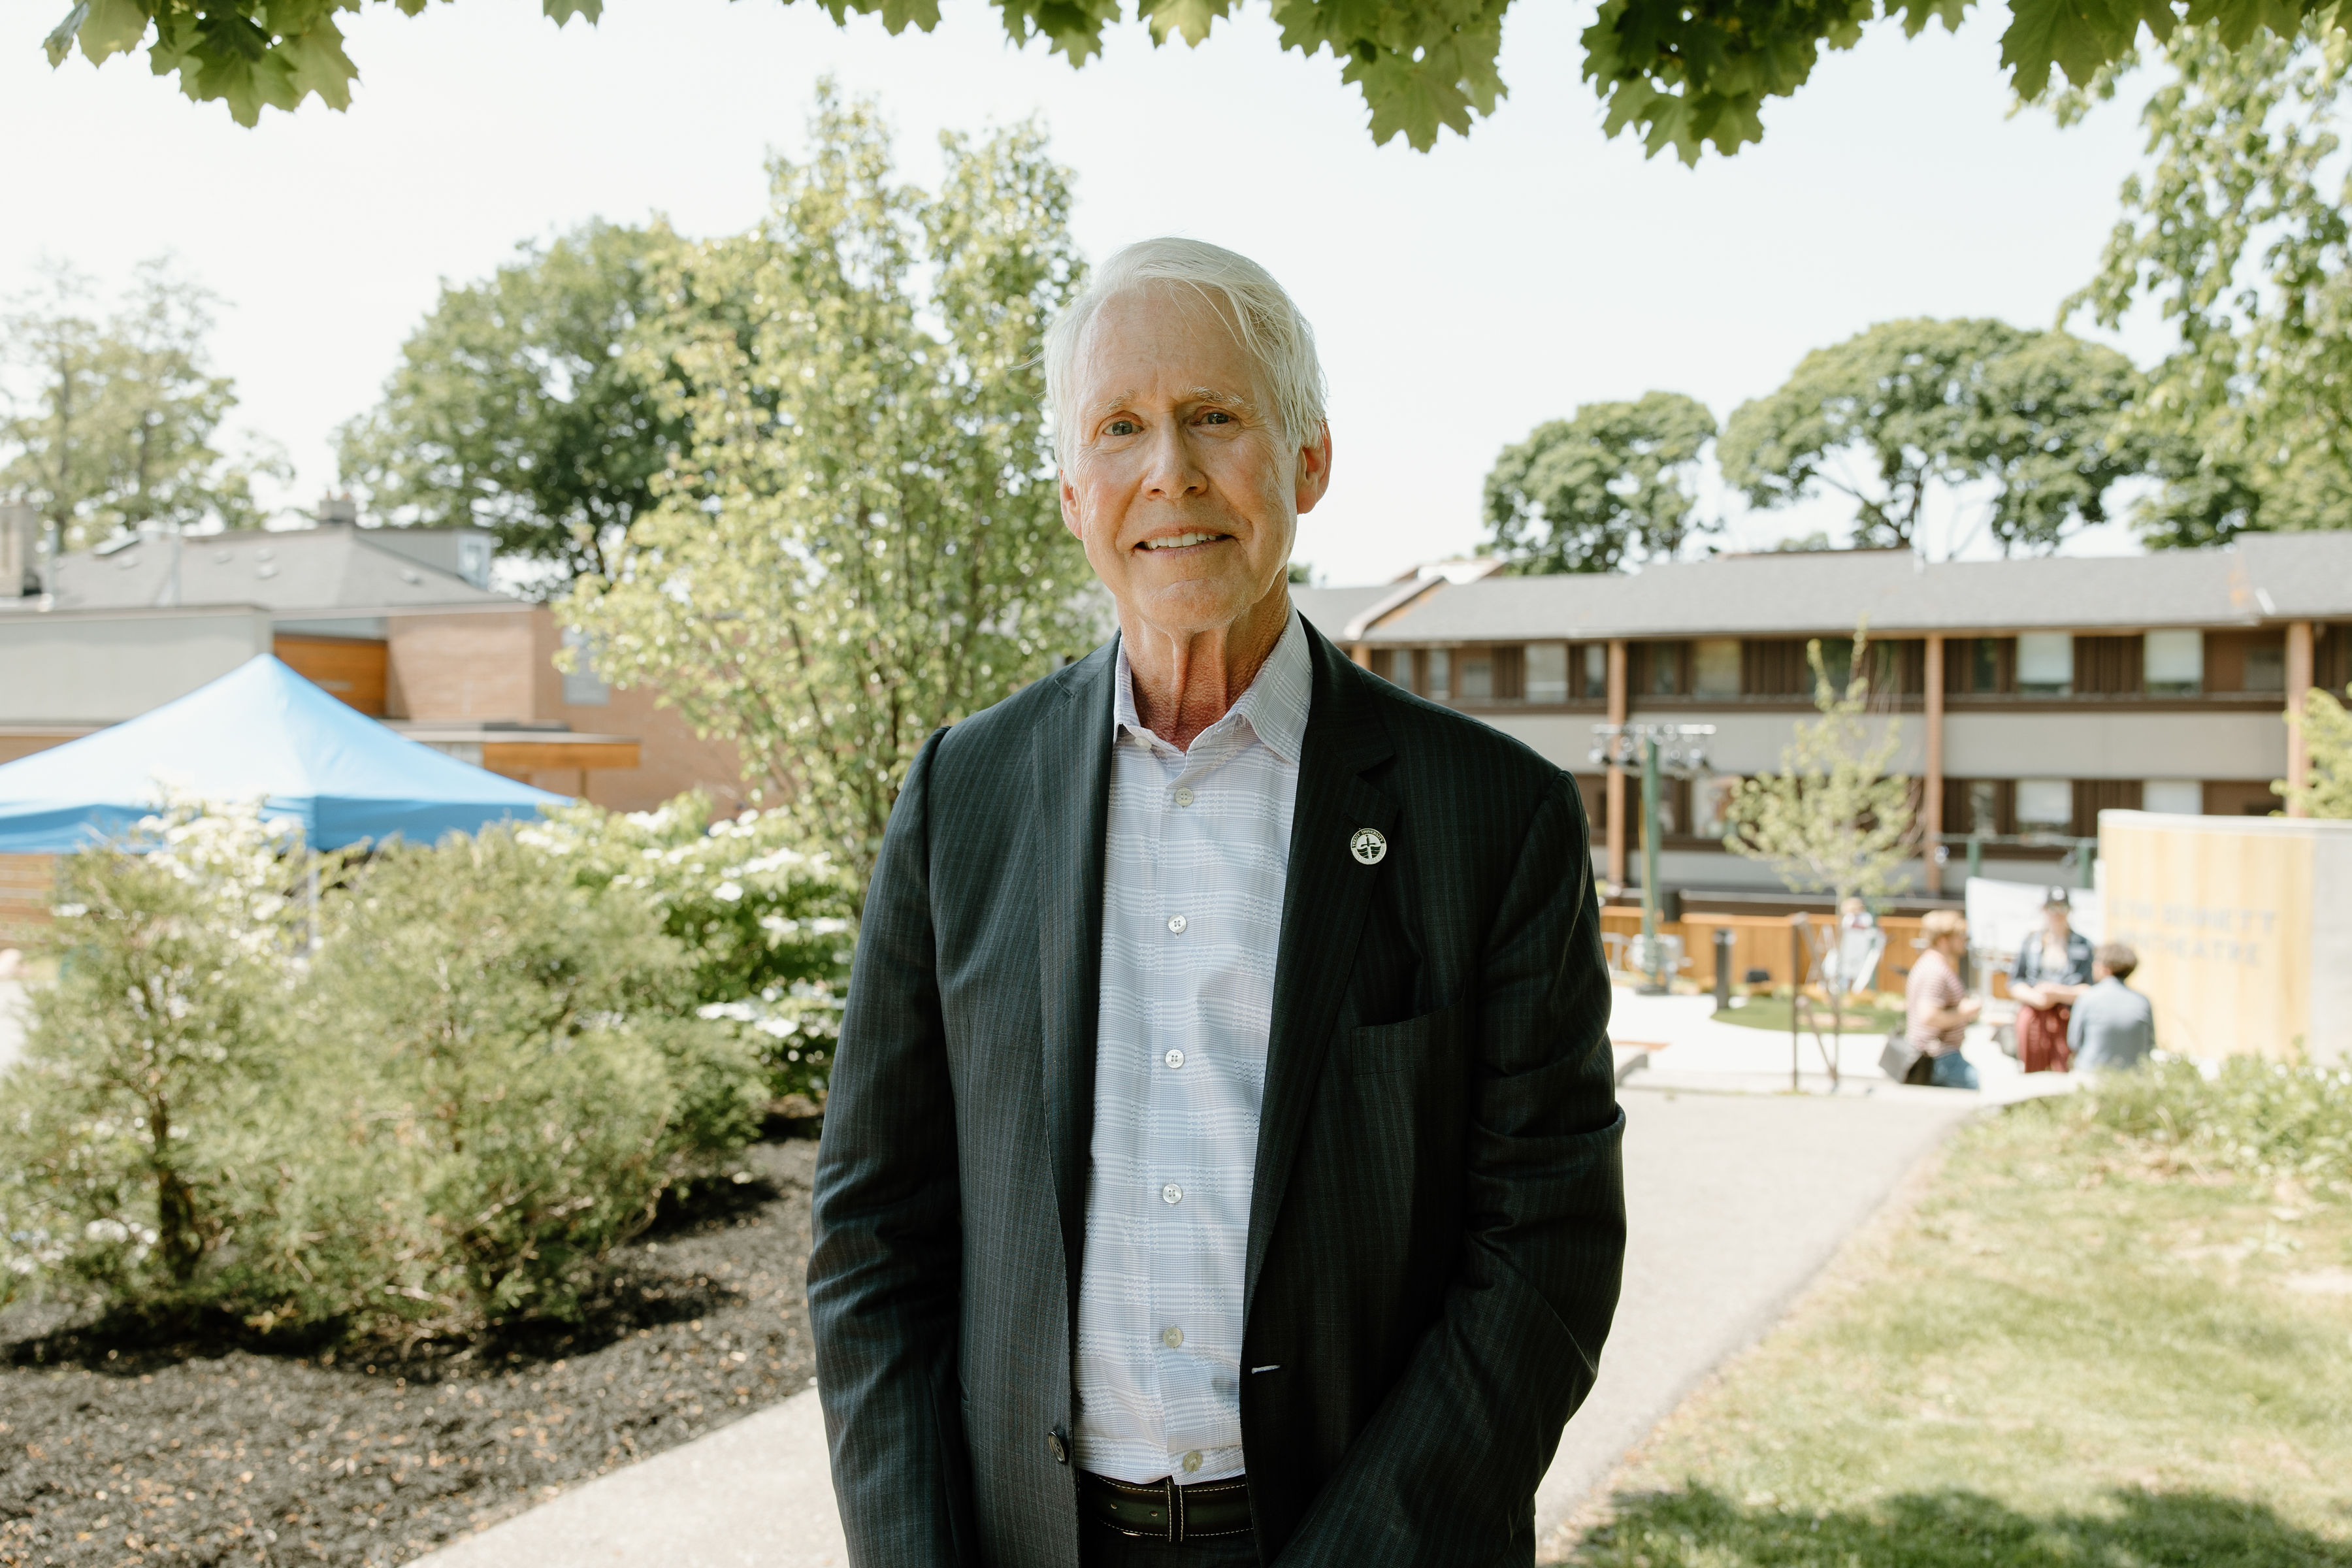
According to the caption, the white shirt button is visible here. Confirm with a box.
[1164,1048,1184,1070]
[1161,1325,1184,1348]
[1181,1450,1203,1473]
[1161,1183,1183,1205]
[1173,785,1194,807]
[1166,914,1188,934]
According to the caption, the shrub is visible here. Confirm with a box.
[2079,1055,2352,1190]
[0,799,319,1316]
[516,795,855,1102]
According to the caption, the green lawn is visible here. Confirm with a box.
[1549,1094,2352,1567]
[1710,994,1907,1035]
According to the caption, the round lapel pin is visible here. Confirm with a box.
[1349,826,1388,866]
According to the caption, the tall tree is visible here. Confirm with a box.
[1717,317,2151,555]
[1482,392,1718,574]
[562,91,1094,896]
[1,258,287,550]
[336,221,681,593]
[38,0,2352,164]
[2057,22,2352,546]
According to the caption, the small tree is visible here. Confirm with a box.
[1721,628,1918,919]
[0,798,319,1308]
[2282,685,2352,819]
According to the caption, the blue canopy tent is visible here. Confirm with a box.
[0,655,568,853]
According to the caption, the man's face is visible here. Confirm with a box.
[1058,285,1330,638]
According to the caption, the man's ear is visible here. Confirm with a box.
[1296,423,1334,515]
[1060,469,1085,541]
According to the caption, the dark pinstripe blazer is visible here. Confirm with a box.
[809,621,1625,1567]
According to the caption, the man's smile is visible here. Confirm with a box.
[1137,531,1234,553]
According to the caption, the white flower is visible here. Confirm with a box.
[84,1218,131,1245]
[714,881,743,902]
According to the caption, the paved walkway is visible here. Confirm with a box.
[416,1008,1988,1567]
[0,951,28,1077]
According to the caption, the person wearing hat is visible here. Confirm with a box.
[2007,889,2095,1073]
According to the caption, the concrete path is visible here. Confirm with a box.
[415,1069,1978,1567]
[1529,1081,1975,1539]
[0,951,28,1077]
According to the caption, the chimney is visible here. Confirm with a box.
[0,504,40,597]
[317,493,359,527]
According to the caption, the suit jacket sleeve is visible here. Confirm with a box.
[808,728,978,1565]
[1278,770,1626,1566]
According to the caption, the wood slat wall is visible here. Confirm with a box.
[0,853,57,941]
[273,636,390,716]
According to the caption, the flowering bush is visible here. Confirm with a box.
[516,794,855,1103]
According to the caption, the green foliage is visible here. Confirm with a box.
[0,803,766,1337]
[515,794,856,1100]
[293,828,764,1326]
[1482,392,1718,574]
[335,221,683,593]
[0,799,320,1313]
[2079,1054,2352,1188]
[563,90,1096,895]
[1718,318,2152,554]
[2281,684,2352,817]
[2057,23,2352,545]
[1,258,290,550]
[46,0,2352,161]
[1721,627,1918,909]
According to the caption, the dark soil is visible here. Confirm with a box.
[0,1136,819,1568]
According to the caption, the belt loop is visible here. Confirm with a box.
[1167,1475,1183,1545]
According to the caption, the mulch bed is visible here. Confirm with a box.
[0,1135,820,1568]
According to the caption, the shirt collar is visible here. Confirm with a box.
[1113,608,1312,765]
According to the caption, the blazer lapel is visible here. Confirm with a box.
[1036,641,1118,1325]
[1245,628,1396,1315]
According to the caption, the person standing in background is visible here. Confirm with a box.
[1906,910,1982,1090]
[2008,889,2094,1073]
[2069,943,2157,1070]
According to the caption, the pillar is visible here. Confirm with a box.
[1607,638,1629,892]
[1923,634,1946,893]
[2286,619,2315,817]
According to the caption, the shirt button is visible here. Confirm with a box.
[1181,1450,1203,1473]
[1161,1183,1183,1205]
[1164,1048,1184,1070]
[1162,1325,1184,1349]
[1166,914,1188,935]
[1173,786,1194,807]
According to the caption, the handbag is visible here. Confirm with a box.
[1880,1032,1935,1085]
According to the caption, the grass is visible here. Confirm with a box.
[1710,994,1907,1034]
[1550,1090,2352,1567]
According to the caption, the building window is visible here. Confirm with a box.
[1956,636,2016,694]
[561,627,610,706]
[1580,642,1609,700]
[2144,778,2202,815]
[1526,642,1569,703]
[2245,643,2287,693]
[1694,774,1741,837]
[1419,647,1451,701]
[2144,630,2204,694]
[2016,634,2074,696]
[2015,777,2073,832]
[1966,780,2003,836]
[1693,638,1742,698]
[1640,642,1686,696]
[1459,650,1494,701]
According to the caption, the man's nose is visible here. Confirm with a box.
[1141,421,1207,498]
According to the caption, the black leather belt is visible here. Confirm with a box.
[1079,1471,1252,1542]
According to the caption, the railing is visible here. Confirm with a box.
[1933,832,2099,887]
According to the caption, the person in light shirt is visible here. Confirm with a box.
[2068,943,2157,1071]
[809,239,1626,1567]
[1906,909,1982,1090]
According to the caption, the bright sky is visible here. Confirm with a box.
[3,0,2169,584]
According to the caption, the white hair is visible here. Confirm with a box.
[1045,237,1328,466]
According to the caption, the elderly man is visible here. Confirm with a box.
[809,238,1626,1568]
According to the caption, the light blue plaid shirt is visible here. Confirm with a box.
[1073,610,1310,1486]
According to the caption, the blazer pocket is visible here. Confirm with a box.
[1348,999,1466,1077]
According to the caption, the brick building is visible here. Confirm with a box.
[1295,533,2352,901]
[0,522,748,814]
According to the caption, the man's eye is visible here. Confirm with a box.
[1106,418,1139,436]
[1200,410,1232,425]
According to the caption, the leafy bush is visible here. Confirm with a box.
[517,795,855,1102]
[2079,1055,2352,1190]
[272,828,766,1328]
[0,800,319,1315]
[0,804,768,1337]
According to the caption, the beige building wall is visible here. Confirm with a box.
[1944,710,2287,780]
[0,607,272,723]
